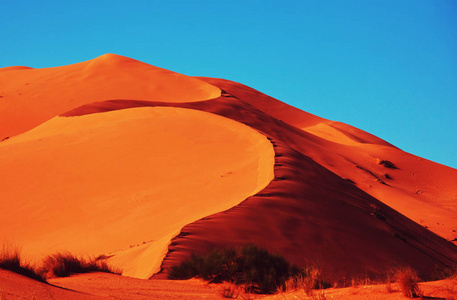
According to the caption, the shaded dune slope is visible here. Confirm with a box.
[197,78,457,244]
[160,141,456,282]
[62,93,457,282]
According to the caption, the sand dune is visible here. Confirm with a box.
[1,54,456,288]
[0,106,274,278]
[57,95,457,281]
[0,54,220,140]
[196,78,457,244]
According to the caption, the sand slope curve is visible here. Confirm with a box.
[59,95,457,282]
[0,54,220,140]
[0,106,274,279]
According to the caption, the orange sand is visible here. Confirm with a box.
[0,106,274,278]
[0,54,220,140]
[0,269,99,299]
[2,269,455,299]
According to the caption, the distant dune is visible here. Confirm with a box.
[0,54,456,286]
[0,53,220,140]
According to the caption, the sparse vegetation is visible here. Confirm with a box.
[168,244,309,294]
[395,267,421,298]
[385,274,393,293]
[40,252,120,278]
[0,245,46,282]
[282,266,329,296]
[379,160,399,169]
[384,173,393,180]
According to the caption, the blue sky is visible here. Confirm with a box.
[1,0,456,168]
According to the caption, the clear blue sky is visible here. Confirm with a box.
[1,0,456,168]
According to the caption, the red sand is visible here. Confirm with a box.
[1,54,456,294]
[198,78,457,244]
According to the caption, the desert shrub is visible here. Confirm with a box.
[168,244,303,294]
[304,267,330,291]
[40,252,120,278]
[282,266,329,296]
[0,245,46,282]
[168,248,238,282]
[395,267,421,298]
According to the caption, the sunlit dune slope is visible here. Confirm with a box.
[0,106,274,279]
[0,54,220,139]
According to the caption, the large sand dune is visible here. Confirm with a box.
[0,106,273,278]
[1,54,456,286]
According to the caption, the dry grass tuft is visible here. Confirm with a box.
[219,282,241,298]
[40,252,120,278]
[282,266,329,299]
[395,267,421,298]
[283,273,304,292]
[0,244,46,282]
[304,267,327,295]
[385,274,394,293]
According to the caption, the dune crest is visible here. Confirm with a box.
[0,54,220,140]
[0,66,33,72]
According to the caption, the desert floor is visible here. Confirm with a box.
[1,269,456,299]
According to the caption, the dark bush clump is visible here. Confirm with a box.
[379,160,399,169]
[0,246,46,282]
[41,252,120,278]
[168,244,304,294]
[395,267,421,298]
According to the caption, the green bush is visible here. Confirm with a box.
[168,244,303,294]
